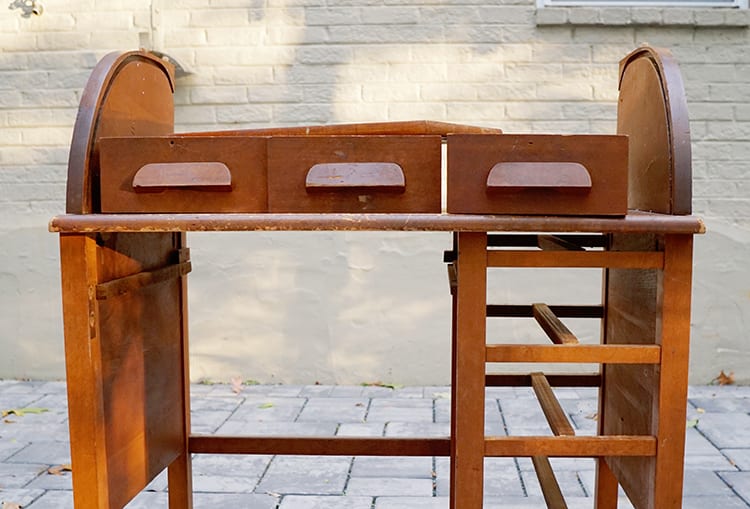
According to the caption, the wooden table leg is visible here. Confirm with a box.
[595,458,619,509]
[653,234,693,508]
[451,232,487,509]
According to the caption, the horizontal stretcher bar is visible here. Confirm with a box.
[486,344,661,364]
[487,250,664,269]
[188,435,655,458]
[49,211,705,234]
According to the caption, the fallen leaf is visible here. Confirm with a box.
[243,379,260,386]
[686,419,699,428]
[2,502,23,509]
[4,419,16,424]
[1,407,49,418]
[48,464,73,475]
[585,412,599,421]
[696,407,705,414]
[361,381,402,390]
[714,370,735,386]
[258,402,274,409]
[355,403,365,407]
[230,376,243,394]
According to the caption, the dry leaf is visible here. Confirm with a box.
[2,502,23,509]
[361,381,402,390]
[230,376,243,394]
[585,412,599,421]
[714,370,735,386]
[48,464,73,475]
[1,407,49,418]
[696,407,705,414]
[258,402,274,409]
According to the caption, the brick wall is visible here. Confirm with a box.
[1,1,748,383]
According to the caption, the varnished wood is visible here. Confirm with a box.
[306,162,405,191]
[487,250,664,269]
[447,134,628,216]
[67,51,174,214]
[532,456,569,509]
[486,373,602,387]
[487,162,591,191]
[595,458,619,509]
[532,304,579,345]
[484,436,656,457]
[485,345,660,364]
[267,136,441,213]
[95,261,191,300]
[48,211,706,234]
[531,373,576,436]
[133,162,232,190]
[180,119,503,138]
[451,232,488,509]
[189,436,451,456]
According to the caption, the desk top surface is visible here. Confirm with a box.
[49,210,705,235]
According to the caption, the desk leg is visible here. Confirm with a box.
[60,234,110,509]
[653,234,693,508]
[594,458,619,509]
[168,233,193,509]
[450,232,487,509]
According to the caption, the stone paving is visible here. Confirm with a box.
[1,380,749,508]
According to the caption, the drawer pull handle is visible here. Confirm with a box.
[487,162,592,192]
[133,162,232,191]
[306,162,405,191]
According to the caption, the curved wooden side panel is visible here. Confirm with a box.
[67,51,175,213]
[618,46,691,215]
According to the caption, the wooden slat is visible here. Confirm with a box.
[487,250,664,269]
[189,436,451,456]
[486,373,602,387]
[531,373,575,436]
[95,261,192,300]
[48,211,707,235]
[533,303,579,345]
[486,344,661,364]
[532,456,568,509]
[487,304,603,319]
[484,436,656,457]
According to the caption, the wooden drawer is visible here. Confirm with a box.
[99,136,267,213]
[447,134,628,216]
[267,136,442,213]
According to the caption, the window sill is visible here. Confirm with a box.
[535,7,750,26]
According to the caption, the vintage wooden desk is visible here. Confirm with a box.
[51,46,704,509]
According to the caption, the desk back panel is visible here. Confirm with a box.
[603,46,693,509]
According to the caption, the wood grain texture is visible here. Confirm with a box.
[100,136,266,213]
[451,232,488,509]
[487,162,591,191]
[67,51,174,214]
[532,456,569,509]
[487,250,664,269]
[447,134,628,216]
[531,373,576,436]
[132,162,232,190]
[484,436,656,457]
[48,211,706,234]
[267,136,441,213]
[532,304,579,345]
[485,344,660,364]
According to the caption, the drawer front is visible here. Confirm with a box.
[267,136,442,213]
[447,134,628,216]
[99,136,267,213]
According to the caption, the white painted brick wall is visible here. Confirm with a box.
[1,0,749,384]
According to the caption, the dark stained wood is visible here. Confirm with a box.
[451,232,488,509]
[485,345,660,364]
[485,373,602,387]
[532,456,569,509]
[48,211,706,234]
[267,136,441,213]
[95,261,191,300]
[484,436,656,457]
[99,136,267,213]
[487,162,591,191]
[67,51,175,214]
[306,162,405,191]
[180,119,503,138]
[531,373,576,436]
[618,47,691,215]
[189,436,451,456]
[487,304,603,319]
[133,162,232,190]
[532,304,579,345]
[447,134,628,216]
[487,250,664,269]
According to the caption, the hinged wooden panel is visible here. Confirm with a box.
[99,136,267,213]
[447,134,628,216]
[267,136,441,213]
